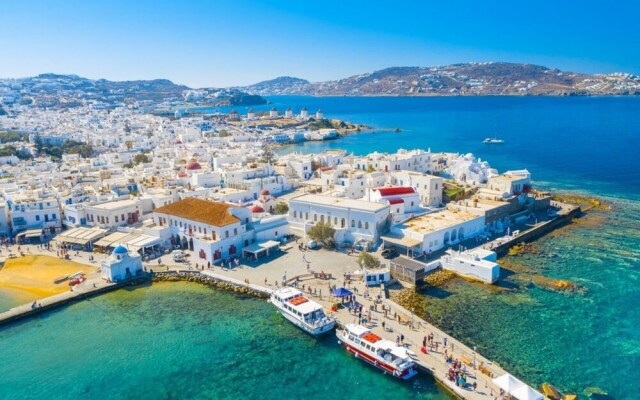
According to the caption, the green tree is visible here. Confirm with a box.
[357,251,381,269]
[307,221,335,248]
[218,129,230,138]
[260,144,276,165]
[125,140,133,150]
[366,165,376,173]
[134,153,150,165]
[273,202,289,215]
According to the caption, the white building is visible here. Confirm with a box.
[440,248,500,284]
[85,199,142,229]
[487,170,531,198]
[6,193,62,235]
[389,171,443,207]
[153,197,252,264]
[383,209,485,256]
[287,194,390,245]
[368,186,421,213]
[101,244,143,282]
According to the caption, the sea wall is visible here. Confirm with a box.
[152,271,271,299]
[0,278,148,327]
[493,206,581,257]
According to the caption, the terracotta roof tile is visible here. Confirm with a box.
[155,198,239,227]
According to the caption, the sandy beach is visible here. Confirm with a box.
[0,254,97,302]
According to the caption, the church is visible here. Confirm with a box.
[101,244,143,282]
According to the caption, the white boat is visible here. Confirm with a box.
[270,287,336,336]
[483,137,505,144]
[336,324,418,380]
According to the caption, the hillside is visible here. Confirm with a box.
[241,62,640,96]
[0,74,266,110]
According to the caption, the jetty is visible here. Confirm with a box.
[0,275,147,327]
[149,269,532,400]
[488,201,581,257]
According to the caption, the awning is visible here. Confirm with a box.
[331,287,352,298]
[381,233,422,248]
[493,374,525,394]
[511,385,543,400]
[242,240,280,255]
[124,234,161,251]
[94,232,133,247]
[18,228,43,238]
[57,227,108,246]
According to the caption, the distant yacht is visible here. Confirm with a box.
[483,137,505,144]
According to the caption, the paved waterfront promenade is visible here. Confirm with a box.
[160,244,517,400]
[2,241,521,399]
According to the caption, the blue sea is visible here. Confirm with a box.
[1,96,639,399]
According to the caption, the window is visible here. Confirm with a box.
[225,231,229,238]
[365,222,369,230]
[305,212,309,220]
[320,215,324,223]
[121,214,125,221]
[411,201,414,206]
[351,220,355,228]
[334,217,337,225]
[35,215,40,221]
[314,214,317,222]
[341,218,345,228]
[234,228,238,235]
[358,221,362,229]
[115,216,119,223]
[435,183,438,189]
[294,211,297,218]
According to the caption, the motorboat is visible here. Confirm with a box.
[54,274,70,284]
[336,323,418,379]
[270,287,336,336]
[483,137,505,144]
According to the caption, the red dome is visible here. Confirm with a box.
[251,205,265,213]
[186,161,202,170]
[175,140,183,144]
[178,171,188,178]
[260,189,270,196]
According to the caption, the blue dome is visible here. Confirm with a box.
[113,245,128,255]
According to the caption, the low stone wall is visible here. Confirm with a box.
[152,271,270,299]
[494,206,581,257]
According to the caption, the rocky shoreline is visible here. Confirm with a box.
[152,271,269,299]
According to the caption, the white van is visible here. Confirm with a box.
[172,250,185,262]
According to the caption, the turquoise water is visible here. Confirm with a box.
[3,97,639,399]
[0,282,449,400]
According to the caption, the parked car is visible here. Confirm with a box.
[172,250,186,262]
[381,247,399,259]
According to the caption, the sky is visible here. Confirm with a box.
[1,0,639,87]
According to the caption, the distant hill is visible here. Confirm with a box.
[244,76,311,95]
[240,62,640,96]
[0,74,266,109]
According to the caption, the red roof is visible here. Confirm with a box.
[388,198,404,205]
[376,186,415,196]
[251,205,265,213]
[260,189,270,196]
[186,161,202,170]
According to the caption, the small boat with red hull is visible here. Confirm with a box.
[336,323,418,380]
